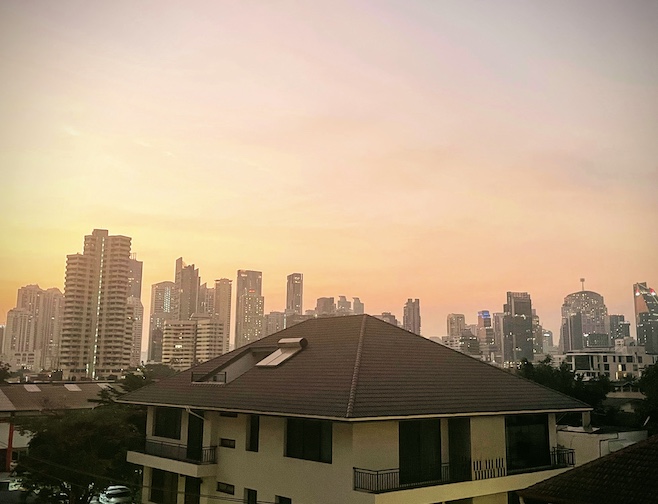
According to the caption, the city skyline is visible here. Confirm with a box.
[2,233,654,351]
[1,1,657,344]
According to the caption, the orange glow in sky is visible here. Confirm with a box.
[1,1,657,346]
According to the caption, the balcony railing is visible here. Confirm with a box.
[354,448,575,494]
[144,439,217,464]
[354,464,451,493]
[551,447,575,468]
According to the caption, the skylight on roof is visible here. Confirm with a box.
[24,384,40,392]
[256,337,307,367]
[65,384,82,391]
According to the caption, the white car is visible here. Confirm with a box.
[99,485,133,504]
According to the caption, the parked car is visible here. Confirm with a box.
[99,485,133,504]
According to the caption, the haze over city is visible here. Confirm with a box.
[2,0,657,343]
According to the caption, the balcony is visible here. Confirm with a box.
[354,449,575,494]
[127,440,218,479]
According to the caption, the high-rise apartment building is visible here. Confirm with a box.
[235,270,264,348]
[316,297,336,317]
[214,278,232,341]
[634,282,658,354]
[560,289,608,352]
[127,254,143,368]
[502,292,533,365]
[174,258,200,321]
[148,281,176,362]
[264,311,286,336]
[4,285,65,370]
[286,273,303,316]
[336,296,352,315]
[376,312,399,326]
[59,229,133,380]
[161,320,197,370]
[403,299,421,335]
[608,314,631,340]
[447,314,466,339]
[352,297,364,315]
[477,310,495,362]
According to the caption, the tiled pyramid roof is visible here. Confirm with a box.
[120,315,589,419]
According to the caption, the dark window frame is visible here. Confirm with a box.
[505,414,550,473]
[216,482,234,495]
[153,407,182,440]
[247,414,260,452]
[245,488,257,504]
[285,418,332,464]
[220,438,236,448]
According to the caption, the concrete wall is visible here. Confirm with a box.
[557,427,647,465]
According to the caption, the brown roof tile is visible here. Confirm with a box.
[120,315,589,419]
[519,434,658,504]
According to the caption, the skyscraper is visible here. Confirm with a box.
[3,285,64,370]
[477,310,495,361]
[264,311,286,336]
[503,292,533,365]
[403,299,421,335]
[214,278,232,342]
[447,314,466,338]
[174,257,200,321]
[235,270,264,348]
[336,296,352,315]
[352,297,364,315]
[608,314,631,340]
[286,273,303,316]
[127,254,143,367]
[634,282,658,354]
[59,229,133,379]
[316,297,336,316]
[148,281,176,362]
[560,288,608,352]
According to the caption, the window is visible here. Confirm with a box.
[220,438,236,448]
[286,418,332,463]
[220,412,238,417]
[603,356,608,363]
[639,356,643,364]
[247,415,259,452]
[627,356,633,363]
[505,414,550,473]
[150,469,178,504]
[216,482,234,495]
[245,488,257,504]
[276,497,292,504]
[184,477,201,504]
[604,364,610,371]
[153,407,182,439]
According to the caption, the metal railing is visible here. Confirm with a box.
[354,449,575,494]
[551,447,575,468]
[144,439,217,464]
[354,464,451,493]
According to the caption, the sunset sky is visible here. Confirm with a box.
[1,0,657,347]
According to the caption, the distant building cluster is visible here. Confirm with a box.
[1,229,656,382]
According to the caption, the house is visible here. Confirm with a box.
[0,381,115,471]
[517,434,658,504]
[119,315,591,504]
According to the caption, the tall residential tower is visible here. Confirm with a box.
[235,270,264,348]
[59,229,133,380]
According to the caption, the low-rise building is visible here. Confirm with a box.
[120,315,591,504]
[554,338,658,381]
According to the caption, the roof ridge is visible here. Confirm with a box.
[346,315,367,418]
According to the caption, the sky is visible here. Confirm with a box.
[1,0,657,348]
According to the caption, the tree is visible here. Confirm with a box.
[517,357,613,414]
[15,404,143,504]
[120,363,177,393]
[638,363,658,434]
[0,361,11,382]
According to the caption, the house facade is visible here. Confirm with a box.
[120,315,590,504]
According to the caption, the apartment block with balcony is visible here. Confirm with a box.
[120,315,590,504]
